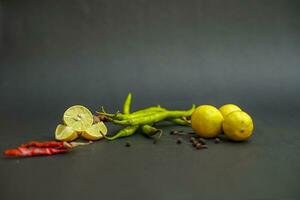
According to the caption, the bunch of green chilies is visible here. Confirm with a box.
[97,93,195,140]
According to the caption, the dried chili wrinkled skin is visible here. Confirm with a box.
[4,141,71,157]
[20,141,66,148]
[4,147,69,157]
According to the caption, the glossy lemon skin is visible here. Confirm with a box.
[219,104,242,117]
[191,105,224,138]
[223,111,254,141]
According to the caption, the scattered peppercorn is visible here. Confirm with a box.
[192,141,198,147]
[196,143,202,149]
[190,137,196,142]
[170,130,178,135]
[176,138,182,144]
[170,130,187,136]
[125,141,131,147]
[198,138,206,145]
[215,137,221,143]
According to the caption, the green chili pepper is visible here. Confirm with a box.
[168,118,191,126]
[103,125,139,140]
[131,105,165,115]
[141,124,163,143]
[123,93,132,114]
[141,124,161,136]
[117,109,166,120]
[97,106,166,120]
[112,104,195,126]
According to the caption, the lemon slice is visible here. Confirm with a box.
[55,124,78,141]
[63,105,94,131]
[81,122,108,140]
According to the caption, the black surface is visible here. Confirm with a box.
[0,1,300,199]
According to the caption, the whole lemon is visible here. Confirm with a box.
[191,105,224,138]
[219,104,242,117]
[223,111,254,141]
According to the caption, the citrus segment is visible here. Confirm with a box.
[63,105,93,131]
[81,122,108,140]
[55,124,78,142]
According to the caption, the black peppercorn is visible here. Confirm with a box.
[190,137,196,142]
[192,141,198,147]
[176,138,182,144]
[198,138,206,145]
[170,130,179,135]
[196,143,202,149]
[215,137,221,143]
[125,141,131,147]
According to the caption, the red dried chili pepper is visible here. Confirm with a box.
[4,147,69,157]
[20,141,67,149]
[4,141,92,157]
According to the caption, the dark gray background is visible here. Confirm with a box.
[0,1,299,200]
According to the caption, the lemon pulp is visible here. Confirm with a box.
[55,124,78,141]
[63,105,94,132]
[81,122,108,140]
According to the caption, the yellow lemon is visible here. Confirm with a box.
[223,111,254,141]
[63,105,94,132]
[219,104,242,117]
[55,124,78,142]
[81,122,108,140]
[191,105,224,138]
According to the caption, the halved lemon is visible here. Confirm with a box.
[81,122,108,140]
[55,124,78,141]
[63,105,94,132]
